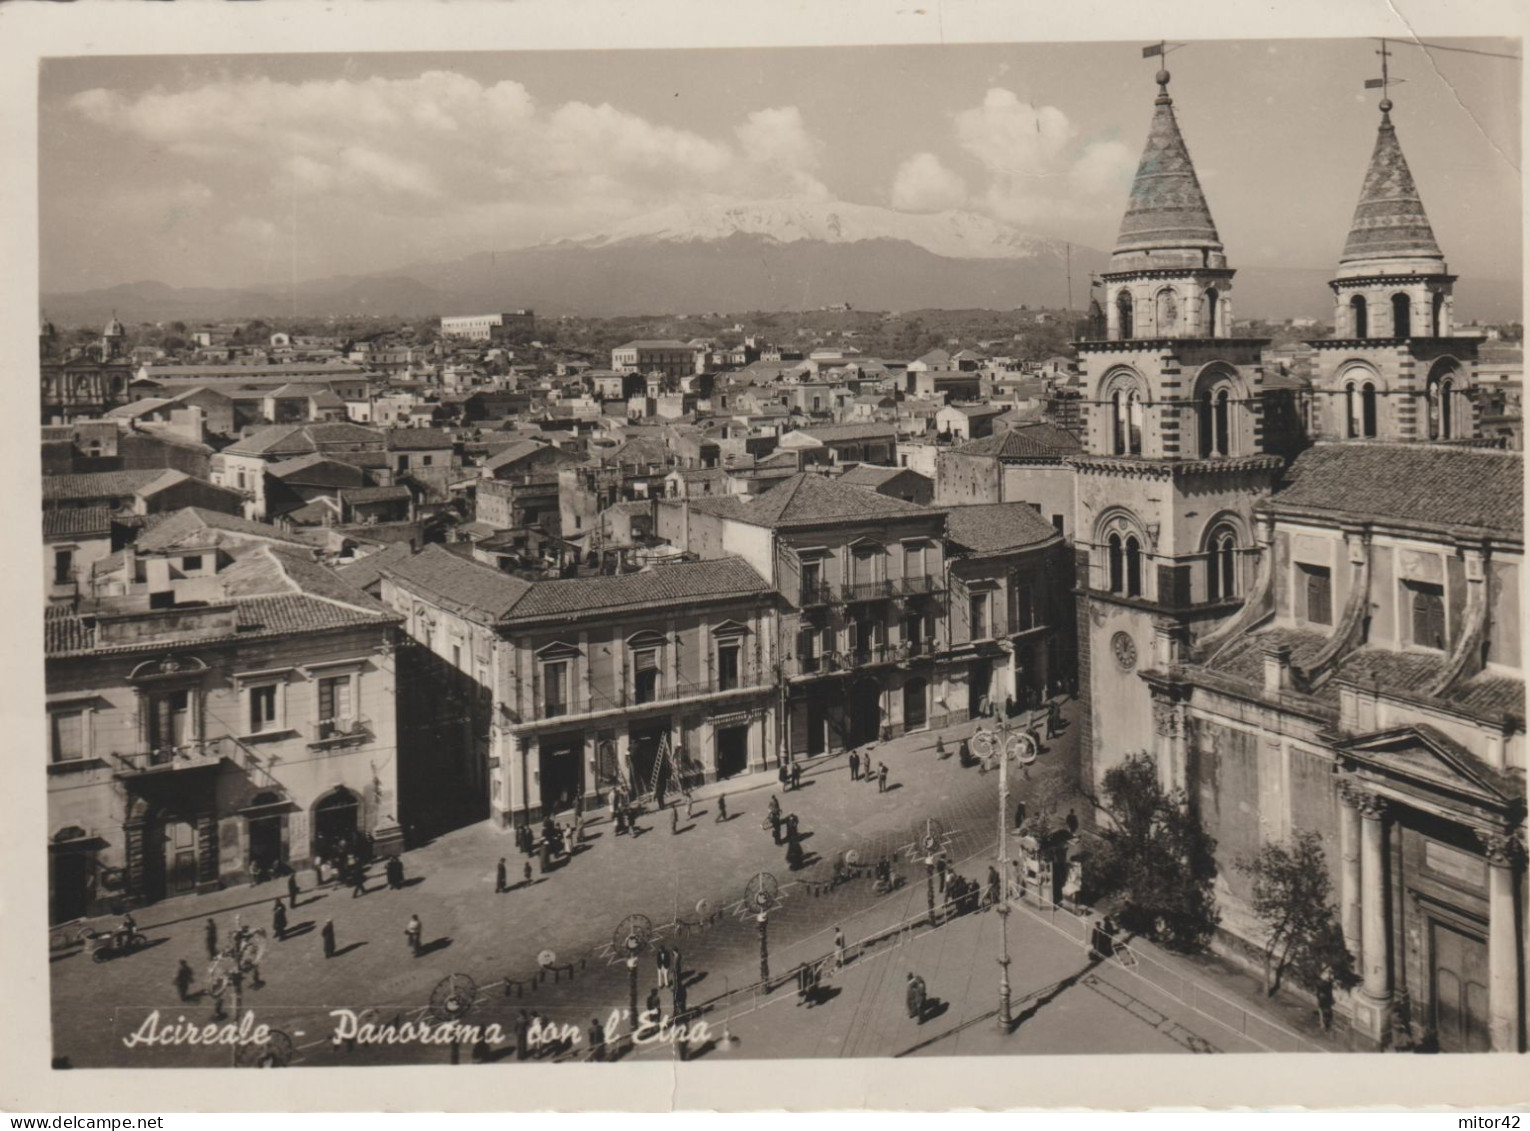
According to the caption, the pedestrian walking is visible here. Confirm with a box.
[287,872,300,910]
[834,927,847,969]
[321,920,336,959]
[715,794,728,823]
[645,984,662,1021]
[350,862,366,898]
[787,812,799,839]
[791,762,802,791]
[174,959,195,1002]
[849,750,860,780]
[655,943,672,988]
[672,976,688,1018]
[588,1018,607,1062]
[796,963,812,1007]
[523,860,533,887]
[877,763,889,793]
[777,764,789,791]
[1014,798,1027,830]
[934,737,946,760]
[1046,699,1061,739]
[496,857,508,893]
[670,806,679,836]
[538,840,551,875]
[405,913,422,957]
[986,866,1001,908]
[204,918,218,962]
[906,972,927,1021]
[272,899,288,941]
[1065,808,1079,837]
[769,808,783,846]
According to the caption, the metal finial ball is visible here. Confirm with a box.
[1155,69,1170,87]
[1379,98,1393,113]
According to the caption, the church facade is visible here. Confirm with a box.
[1074,73,1525,1051]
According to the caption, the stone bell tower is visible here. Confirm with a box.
[1072,64,1283,791]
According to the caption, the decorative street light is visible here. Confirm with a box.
[426,972,479,1064]
[612,914,653,1038]
[743,872,780,991]
[971,668,1038,1034]
[911,816,947,926]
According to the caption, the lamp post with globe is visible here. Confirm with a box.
[743,872,779,991]
[612,915,653,1039]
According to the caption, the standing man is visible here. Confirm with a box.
[204,918,219,963]
[538,838,551,875]
[906,971,927,1022]
[670,806,679,836]
[287,871,300,910]
[655,943,672,988]
[1047,698,1061,739]
[588,1018,607,1062]
[715,794,728,823]
[321,919,336,960]
[405,913,422,958]
[849,750,860,781]
[350,861,367,899]
[769,800,783,845]
[522,860,533,888]
[877,763,889,793]
[174,959,195,1002]
[834,927,847,970]
[496,857,508,893]
[272,899,288,941]
[791,761,802,791]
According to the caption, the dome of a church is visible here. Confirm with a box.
[104,315,125,337]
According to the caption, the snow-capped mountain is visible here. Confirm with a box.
[565,195,1059,262]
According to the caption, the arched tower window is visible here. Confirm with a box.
[1107,534,1124,594]
[1205,525,1238,602]
[1112,390,1128,455]
[1204,288,1219,336]
[1116,291,1134,340]
[1127,392,1143,455]
[1124,536,1142,598]
[1441,377,1454,439]
[1361,382,1378,438]
[1426,376,1441,440]
[1432,293,1445,337]
[1350,295,1368,339]
[1213,389,1231,456]
[1345,382,1360,439]
[1155,288,1178,337]
[1392,293,1412,340]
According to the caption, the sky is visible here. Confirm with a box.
[37,38,1522,294]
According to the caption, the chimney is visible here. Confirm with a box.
[1262,643,1292,696]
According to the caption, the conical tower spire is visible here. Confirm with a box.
[1113,67,1224,265]
[1338,102,1444,271]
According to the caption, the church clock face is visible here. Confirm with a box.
[1111,632,1138,671]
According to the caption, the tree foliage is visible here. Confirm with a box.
[1237,829,1358,997]
[1090,752,1219,952]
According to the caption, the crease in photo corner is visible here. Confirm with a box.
[2,0,1529,1115]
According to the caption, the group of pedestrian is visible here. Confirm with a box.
[778,760,803,791]
[795,959,827,1008]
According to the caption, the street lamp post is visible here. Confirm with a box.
[744,872,779,992]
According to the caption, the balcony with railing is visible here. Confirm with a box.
[794,639,938,678]
[894,574,945,597]
[309,716,374,750]
[112,736,237,778]
[842,579,895,603]
[517,673,769,725]
[798,581,834,607]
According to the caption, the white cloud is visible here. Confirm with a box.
[955,89,1073,177]
[1068,139,1137,197]
[890,152,968,212]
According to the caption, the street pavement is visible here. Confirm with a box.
[47,701,1319,1066]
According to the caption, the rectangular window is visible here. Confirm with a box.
[147,689,189,752]
[51,710,85,762]
[183,554,203,573]
[53,549,73,585]
[318,675,353,731]
[248,685,279,734]
[716,642,741,690]
[800,560,822,603]
[1407,582,1447,650]
[452,644,462,670]
[1014,583,1034,632]
[1299,564,1332,627]
[970,593,989,640]
[633,649,661,704]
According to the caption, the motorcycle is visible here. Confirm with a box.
[82,927,150,963]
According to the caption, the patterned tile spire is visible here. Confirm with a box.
[1339,105,1444,267]
[1113,68,1224,257]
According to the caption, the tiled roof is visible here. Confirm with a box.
[1331,648,1443,697]
[1114,79,1223,257]
[617,340,696,350]
[224,423,385,457]
[944,504,1061,554]
[381,543,533,623]
[838,464,910,487]
[1340,109,1443,267]
[790,423,897,443]
[43,505,114,539]
[135,508,314,553]
[342,486,412,504]
[951,423,1082,460]
[1270,443,1521,536]
[386,428,457,451]
[723,472,937,529]
[1454,672,1525,720]
[1202,626,1333,688]
[509,557,771,622]
[42,470,164,502]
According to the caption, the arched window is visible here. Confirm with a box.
[1127,392,1143,455]
[1107,534,1123,594]
[1124,536,1142,598]
[1112,390,1127,455]
[1345,382,1360,438]
[1391,293,1412,339]
[1432,293,1445,337]
[1204,288,1219,336]
[1206,526,1238,602]
[1361,382,1378,438]
[1198,391,1214,456]
[1155,288,1178,337]
[1116,291,1134,340]
[1441,377,1454,439]
[1213,389,1231,456]
[1350,295,1368,339]
[1426,376,1441,440]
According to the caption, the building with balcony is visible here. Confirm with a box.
[44,515,402,923]
[611,340,706,380]
[661,472,948,755]
[378,547,778,827]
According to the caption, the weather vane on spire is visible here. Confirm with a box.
[1365,38,1405,113]
[1142,41,1185,97]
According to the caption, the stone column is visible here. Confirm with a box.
[1336,781,1363,958]
[1481,831,1524,1053]
[1351,789,1393,1047]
